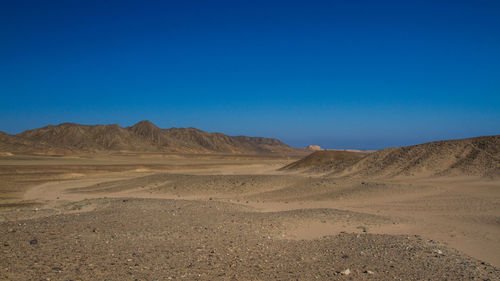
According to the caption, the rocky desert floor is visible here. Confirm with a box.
[0,153,499,280]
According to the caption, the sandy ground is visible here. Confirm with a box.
[0,154,499,280]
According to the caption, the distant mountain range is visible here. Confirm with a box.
[0,121,300,155]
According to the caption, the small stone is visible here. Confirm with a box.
[341,269,351,275]
[433,249,443,255]
[92,228,98,233]
[51,267,62,272]
[364,270,374,275]
[3,241,9,246]
[29,239,38,245]
[357,226,369,232]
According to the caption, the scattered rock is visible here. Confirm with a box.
[341,269,351,275]
[29,239,38,245]
[357,226,369,232]
[433,249,443,255]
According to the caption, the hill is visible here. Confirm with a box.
[333,135,500,178]
[0,121,299,155]
[280,150,367,172]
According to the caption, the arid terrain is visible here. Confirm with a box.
[0,129,499,280]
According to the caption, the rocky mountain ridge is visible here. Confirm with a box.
[0,121,298,155]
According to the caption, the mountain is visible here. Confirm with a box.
[0,121,299,155]
[332,135,500,178]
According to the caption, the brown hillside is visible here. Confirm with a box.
[2,121,298,155]
[334,135,500,178]
[17,123,154,152]
[0,131,57,154]
[280,150,367,171]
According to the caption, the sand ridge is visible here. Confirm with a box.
[333,135,500,178]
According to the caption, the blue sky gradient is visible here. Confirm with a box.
[1,0,499,149]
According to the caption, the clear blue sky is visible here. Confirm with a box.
[1,0,499,149]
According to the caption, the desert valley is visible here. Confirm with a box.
[0,121,498,280]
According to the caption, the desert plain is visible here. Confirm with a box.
[1,143,499,281]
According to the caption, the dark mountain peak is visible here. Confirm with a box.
[128,120,163,143]
[130,120,159,129]
[129,120,161,134]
